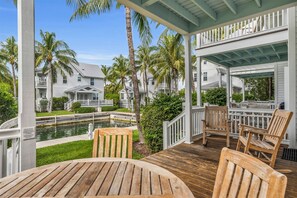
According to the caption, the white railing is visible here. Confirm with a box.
[200,9,288,47]
[0,117,20,178]
[163,107,205,149]
[163,107,275,149]
[64,99,113,110]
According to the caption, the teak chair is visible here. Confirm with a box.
[202,106,230,147]
[213,148,287,198]
[236,109,293,168]
[92,128,133,158]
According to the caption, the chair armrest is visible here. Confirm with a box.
[247,130,280,138]
[240,124,268,134]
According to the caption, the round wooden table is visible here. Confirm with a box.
[0,158,194,198]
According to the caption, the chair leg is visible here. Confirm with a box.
[203,131,207,146]
[236,140,241,151]
[270,153,277,168]
[226,133,230,148]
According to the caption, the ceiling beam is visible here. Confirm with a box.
[161,0,199,26]
[271,45,281,60]
[254,0,262,8]
[190,0,217,21]
[223,0,237,14]
[257,47,270,60]
[142,0,159,7]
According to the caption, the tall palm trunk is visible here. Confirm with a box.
[47,66,53,113]
[11,64,17,98]
[125,7,144,143]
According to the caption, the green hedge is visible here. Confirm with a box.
[75,107,96,113]
[52,97,69,110]
[101,106,119,112]
[141,93,183,153]
[205,87,227,106]
[232,93,243,103]
[105,93,119,106]
[71,102,81,111]
[0,87,17,125]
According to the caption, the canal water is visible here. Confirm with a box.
[36,119,132,142]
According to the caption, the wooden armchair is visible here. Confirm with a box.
[202,106,230,147]
[236,109,293,168]
[92,128,133,158]
[213,148,287,198]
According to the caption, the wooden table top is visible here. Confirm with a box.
[0,158,194,198]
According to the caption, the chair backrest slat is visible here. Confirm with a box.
[212,148,287,198]
[92,128,133,158]
[205,106,228,129]
[265,110,293,145]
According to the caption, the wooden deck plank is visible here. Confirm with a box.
[143,137,297,198]
[97,161,120,195]
[108,162,128,195]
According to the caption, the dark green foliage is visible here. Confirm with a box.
[245,94,255,101]
[75,107,96,113]
[245,77,274,101]
[101,106,119,112]
[178,89,206,106]
[39,99,49,112]
[232,93,243,103]
[0,88,17,125]
[105,93,120,106]
[71,102,81,111]
[205,87,227,106]
[141,93,183,153]
[52,96,69,110]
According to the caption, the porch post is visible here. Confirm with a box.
[287,7,297,148]
[184,35,193,144]
[242,79,245,102]
[18,0,36,170]
[226,68,231,107]
[230,76,233,100]
[218,71,222,88]
[196,57,202,107]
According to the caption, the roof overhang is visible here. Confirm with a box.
[118,0,297,35]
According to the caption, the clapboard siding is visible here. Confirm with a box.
[275,62,286,105]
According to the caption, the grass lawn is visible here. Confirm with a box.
[36,110,74,117]
[36,130,144,167]
[116,108,132,113]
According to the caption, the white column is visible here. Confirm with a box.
[219,71,222,87]
[18,0,36,171]
[184,35,193,144]
[226,68,231,107]
[230,76,233,100]
[287,7,297,148]
[196,57,202,107]
[242,79,245,102]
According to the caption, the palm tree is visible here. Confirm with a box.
[35,30,78,112]
[136,45,156,104]
[0,60,12,84]
[0,37,18,98]
[111,55,131,109]
[66,0,152,143]
[152,34,185,93]
[101,65,111,86]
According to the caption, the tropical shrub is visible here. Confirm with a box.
[178,89,206,106]
[245,94,255,101]
[39,99,48,112]
[0,88,17,125]
[101,106,119,112]
[105,93,120,107]
[141,93,183,153]
[71,102,81,111]
[75,107,96,113]
[52,96,69,110]
[232,93,243,103]
[205,87,227,106]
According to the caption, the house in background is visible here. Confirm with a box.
[35,62,113,111]
[193,61,243,93]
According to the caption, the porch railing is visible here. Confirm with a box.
[64,99,114,110]
[200,9,288,47]
[0,117,20,178]
[163,108,275,149]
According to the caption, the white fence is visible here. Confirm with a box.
[163,108,275,149]
[200,9,288,47]
[64,99,113,110]
[0,118,20,178]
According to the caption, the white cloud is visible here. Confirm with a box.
[77,52,128,65]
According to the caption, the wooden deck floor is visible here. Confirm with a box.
[142,136,297,198]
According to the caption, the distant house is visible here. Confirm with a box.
[35,62,112,111]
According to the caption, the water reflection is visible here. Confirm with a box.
[36,119,132,142]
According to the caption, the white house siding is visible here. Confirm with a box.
[274,62,286,105]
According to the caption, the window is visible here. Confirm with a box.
[90,78,94,86]
[152,81,155,85]
[203,72,208,81]
[63,76,67,84]
[121,93,125,100]
[92,94,98,100]
[78,76,81,82]
[129,82,132,87]
[194,73,197,82]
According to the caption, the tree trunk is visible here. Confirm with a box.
[144,70,148,105]
[11,64,17,98]
[47,66,53,113]
[125,7,144,143]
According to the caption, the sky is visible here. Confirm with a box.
[0,0,165,66]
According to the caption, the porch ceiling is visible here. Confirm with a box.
[232,71,274,79]
[118,0,297,34]
[203,42,288,68]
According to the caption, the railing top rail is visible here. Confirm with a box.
[0,117,18,129]
[167,111,185,127]
[229,108,274,114]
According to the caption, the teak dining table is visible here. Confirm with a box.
[0,158,195,198]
